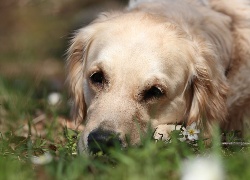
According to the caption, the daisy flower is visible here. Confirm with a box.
[182,122,200,141]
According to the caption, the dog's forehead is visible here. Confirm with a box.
[84,13,193,87]
[87,22,190,69]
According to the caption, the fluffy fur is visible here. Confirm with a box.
[66,0,250,153]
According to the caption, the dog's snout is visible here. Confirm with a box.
[87,129,122,154]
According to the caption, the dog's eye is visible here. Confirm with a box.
[143,86,164,101]
[90,71,104,85]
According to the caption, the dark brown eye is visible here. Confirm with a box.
[90,71,104,85]
[143,86,164,101]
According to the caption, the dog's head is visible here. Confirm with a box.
[66,11,228,153]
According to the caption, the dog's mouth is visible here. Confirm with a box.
[87,128,123,154]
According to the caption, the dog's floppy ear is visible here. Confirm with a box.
[66,12,121,125]
[187,41,229,132]
[66,29,92,125]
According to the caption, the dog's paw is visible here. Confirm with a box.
[153,124,181,141]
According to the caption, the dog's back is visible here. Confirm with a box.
[210,0,250,130]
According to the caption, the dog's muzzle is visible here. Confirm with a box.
[87,128,122,154]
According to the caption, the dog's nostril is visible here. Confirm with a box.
[87,129,122,154]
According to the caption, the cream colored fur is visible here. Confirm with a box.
[66,0,250,153]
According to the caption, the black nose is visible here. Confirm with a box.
[87,129,122,154]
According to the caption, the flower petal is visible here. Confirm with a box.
[194,129,200,134]
[182,130,188,136]
[189,122,197,129]
[187,134,193,140]
[187,134,198,141]
[193,134,198,140]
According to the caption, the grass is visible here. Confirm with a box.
[1,76,250,180]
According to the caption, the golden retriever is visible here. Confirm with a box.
[66,0,250,153]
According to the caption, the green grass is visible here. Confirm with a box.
[1,76,250,180]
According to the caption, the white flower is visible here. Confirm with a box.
[181,155,224,180]
[182,122,200,141]
[31,152,53,165]
[48,92,61,105]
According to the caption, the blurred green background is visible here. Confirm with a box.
[0,0,127,84]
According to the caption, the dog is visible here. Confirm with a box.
[66,0,250,154]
